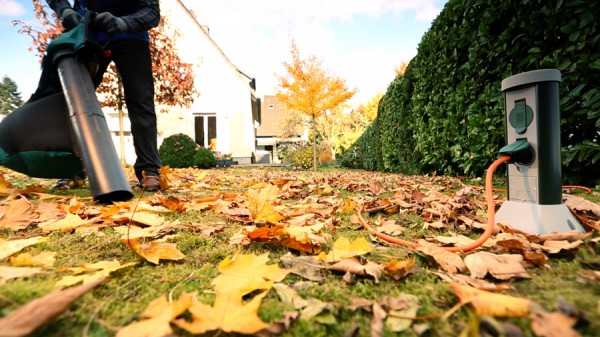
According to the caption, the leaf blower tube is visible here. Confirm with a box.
[48,18,133,203]
[357,155,512,253]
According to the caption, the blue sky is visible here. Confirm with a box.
[1,0,447,106]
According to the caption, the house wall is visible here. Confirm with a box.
[103,0,257,165]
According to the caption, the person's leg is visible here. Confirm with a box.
[109,40,161,188]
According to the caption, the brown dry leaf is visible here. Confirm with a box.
[0,278,104,337]
[464,252,530,280]
[539,231,592,243]
[448,282,531,317]
[10,252,56,268]
[385,294,420,333]
[370,302,387,337]
[530,304,581,337]
[563,194,600,217]
[123,238,185,264]
[130,212,165,227]
[116,292,195,337]
[280,253,327,282]
[176,290,269,334]
[541,240,583,254]
[0,266,43,283]
[57,260,137,288]
[432,272,514,292]
[328,258,383,283]
[317,237,372,263]
[35,202,65,223]
[0,197,35,231]
[416,240,466,274]
[273,283,309,310]
[38,212,88,233]
[0,174,15,196]
[0,236,47,261]
[247,184,285,224]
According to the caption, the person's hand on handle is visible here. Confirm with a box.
[93,12,128,34]
[60,8,83,31]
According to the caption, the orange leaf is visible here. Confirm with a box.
[124,238,185,265]
[0,197,35,231]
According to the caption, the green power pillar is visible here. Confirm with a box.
[495,69,584,234]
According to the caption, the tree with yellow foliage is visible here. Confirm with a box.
[276,39,356,171]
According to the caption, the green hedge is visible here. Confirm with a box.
[345,0,599,185]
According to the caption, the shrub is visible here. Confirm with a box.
[159,133,198,168]
[194,148,216,169]
[291,146,314,169]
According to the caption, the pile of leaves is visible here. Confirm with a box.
[0,166,599,337]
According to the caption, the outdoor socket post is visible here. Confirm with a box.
[495,69,584,234]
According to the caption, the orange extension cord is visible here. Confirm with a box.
[357,155,512,253]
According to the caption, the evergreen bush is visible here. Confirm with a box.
[159,133,198,168]
[194,147,216,169]
[291,146,314,169]
[345,0,599,184]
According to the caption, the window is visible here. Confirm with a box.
[194,114,217,148]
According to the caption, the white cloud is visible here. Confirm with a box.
[181,0,443,105]
[0,0,26,16]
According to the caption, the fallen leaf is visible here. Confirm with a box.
[116,292,195,337]
[448,282,531,317]
[273,283,309,310]
[370,302,387,337]
[38,212,88,233]
[176,288,269,334]
[464,252,530,280]
[0,197,35,231]
[214,253,289,294]
[318,237,372,263]
[57,260,137,288]
[124,238,185,264]
[563,194,600,217]
[382,259,419,281]
[541,240,583,254]
[328,258,383,283]
[0,266,43,283]
[0,278,104,337]
[431,272,514,292]
[416,240,466,274]
[280,253,326,282]
[247,184,285,224]
[530,304,581,337]
[0,236,47,261]
[10,251,56,268]
[386,294,419,332]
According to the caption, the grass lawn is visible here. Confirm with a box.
[0,166,598,337]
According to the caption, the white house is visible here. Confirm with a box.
[105,0,260,165]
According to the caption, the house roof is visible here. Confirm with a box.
[174,0,257,95]
[256,95,303,137]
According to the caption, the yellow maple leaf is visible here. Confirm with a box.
[318,237,372,263]
[0,197,35,231]
[214,253,289,294]
[175,290,269,335]
[57,260,137,288]
[124,238,185,264]
[10,251,56,268]
[116,292,194,337]
[0,236,47,261]
[247,184,285,224]
[448,282,531,317]
[38,212,88,233]
[0,174,15,196]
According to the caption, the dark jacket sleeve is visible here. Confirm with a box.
[120,0,160,33]
[46,0,72,16]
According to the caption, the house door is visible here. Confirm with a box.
[194,114,217,148]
